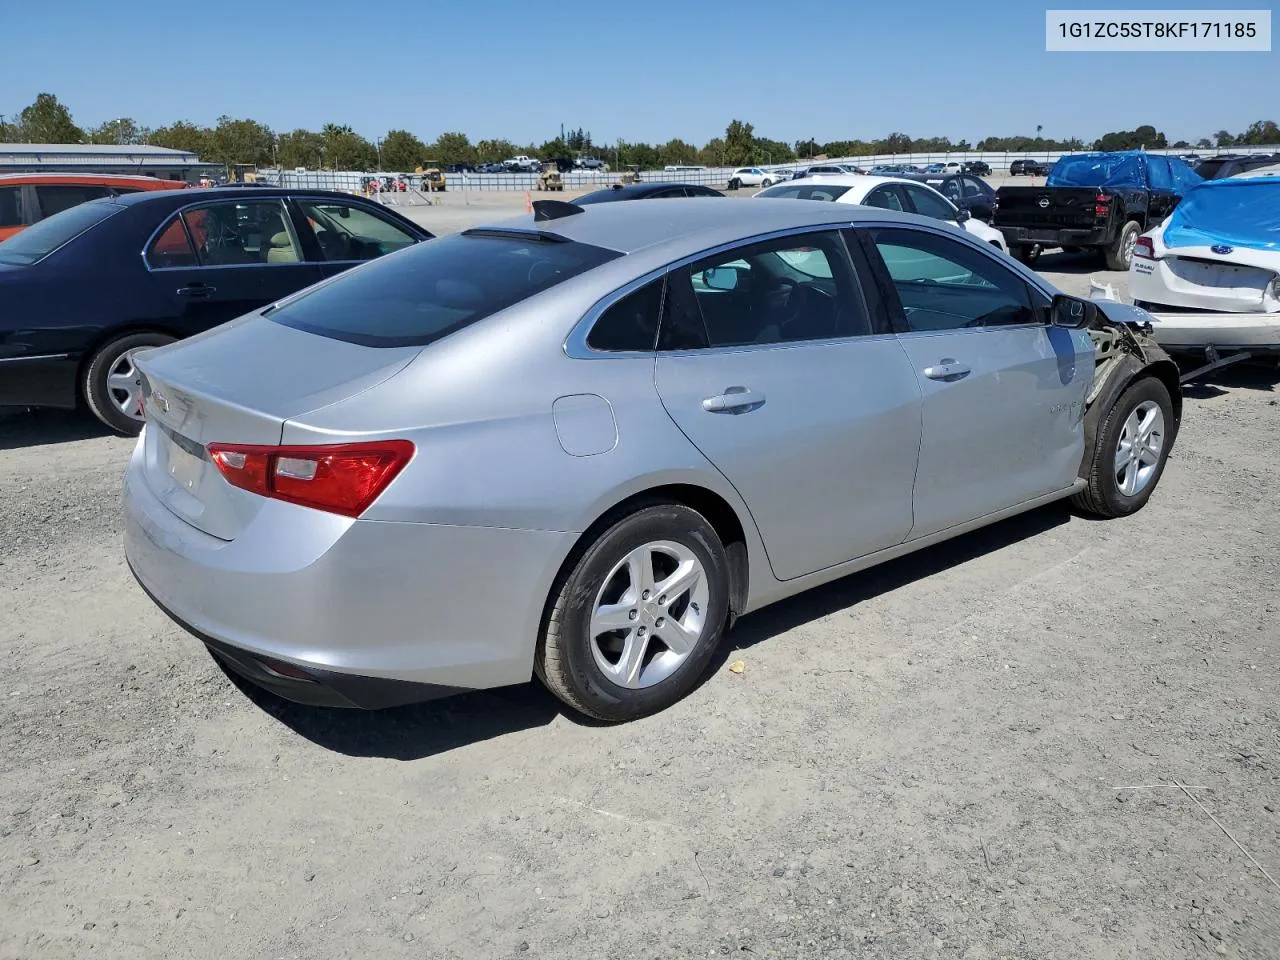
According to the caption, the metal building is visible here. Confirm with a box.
[0,143,220,183]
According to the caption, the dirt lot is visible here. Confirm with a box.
[1,195,1278,960]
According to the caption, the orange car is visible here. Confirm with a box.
[0,173,190,242]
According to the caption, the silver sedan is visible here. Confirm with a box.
[123,198,1182,721]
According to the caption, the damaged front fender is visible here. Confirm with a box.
[1077,299,1183,479]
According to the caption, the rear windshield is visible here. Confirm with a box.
[0,199,122,265]
[756,183,853,202]
[267,231,623,348]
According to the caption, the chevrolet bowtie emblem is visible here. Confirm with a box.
[152,392,170,413]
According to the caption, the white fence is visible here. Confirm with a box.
[255,144,1279,193]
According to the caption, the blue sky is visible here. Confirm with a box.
[1,0,1274,145]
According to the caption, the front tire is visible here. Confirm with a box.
[1014,243,1041,266]
[535,503,730,722]
[1071,376,1174,518]
[83,332,176,436]
[728,178,741,191]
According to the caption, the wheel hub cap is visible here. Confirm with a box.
[106,349,148,422]
[1114,399,1164,497]
[589,540,709,690]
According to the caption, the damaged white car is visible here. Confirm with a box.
[1130,176,1280,357]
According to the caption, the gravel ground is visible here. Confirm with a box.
[1,193,1278,960]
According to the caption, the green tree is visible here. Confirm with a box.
[149,121,210,155]
[205,115,275,166]
[697,137,726,166]
[475,138,516,162]
[379,129,427,170]
[88,117,146,145]
[432,132,476,166]
[753,137,794,164]
[1093,125,1165,150]
[1237,120,1280,145]
[1195,137,1212,149]
[722,120,756,166]
[539,136,569,159]
[18,93,84,143]
[1214,129,1236,147]
[658,138,698,166]
[276,129,325,169]
[322,124,376,170]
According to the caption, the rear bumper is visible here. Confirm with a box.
[1143,310,1280,352]
[996,225,1109,248]
[122,436,576,708]
[1131,257,1278,315]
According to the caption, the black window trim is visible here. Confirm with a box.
[850,223,1050,337]
[566,223,884,359]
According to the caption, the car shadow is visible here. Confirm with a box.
[1179,359,1279,398]
[0,408,114,451]
[226,666,579,761]
[706,502,1074,668]
[242,503,1072,760]
[1032,250,1116,275]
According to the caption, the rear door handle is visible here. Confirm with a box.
[176,284,215,298]
[702,387,765,413]
[922,359,971,381]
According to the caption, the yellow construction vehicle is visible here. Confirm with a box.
[415,162,447,192]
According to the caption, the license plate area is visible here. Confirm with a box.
[165,435,205,492]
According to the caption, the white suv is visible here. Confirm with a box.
[727,167,778,189]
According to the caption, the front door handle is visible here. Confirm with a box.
[702,387,765,413]
[176,284,215,298]
[922,359,971,381]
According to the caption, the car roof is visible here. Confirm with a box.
[579,182,711,200]
[478,195,924,258]
[0,172,189,187]
[108,186,364,206]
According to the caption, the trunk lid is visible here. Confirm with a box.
[134,315,420,541]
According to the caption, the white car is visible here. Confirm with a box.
[727,167,782,189]
[753,174,1009,253]
[1129,176,1280,354]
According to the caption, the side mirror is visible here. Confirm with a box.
[702,266,740,291]
[1049,294,1097,329]
[954,207,971,224]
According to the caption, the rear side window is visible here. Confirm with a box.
[268,232,623,348]
[587,277,664,352]
[147,217,198,268]
[0,199,122,266]
[0,186,25,228]
[35,184,113,217]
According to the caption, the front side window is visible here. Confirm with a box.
[294,199,419,262]
[936,178,963,202]
[901,183,958,221]
[269,231,621,348]
[587,277,664,352]
[177,200,302,266]
[35,184,113,218]
[865,226,1035,332]
[666,231,870,348]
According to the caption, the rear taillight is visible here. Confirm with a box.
[1133,237,1156,260]
[207,440,414,517]
[1094,194,1110,216]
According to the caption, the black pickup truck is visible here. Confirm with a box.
[991,152,1200,271]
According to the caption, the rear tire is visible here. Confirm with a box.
[1106,220,1140,271]
[535,503,730,722]
[1071,376,1174,519]
[83,332,176,436]
[1014,243,1040,266]
[728,178,741,191]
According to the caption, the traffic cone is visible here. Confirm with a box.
[525,191,532,214]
